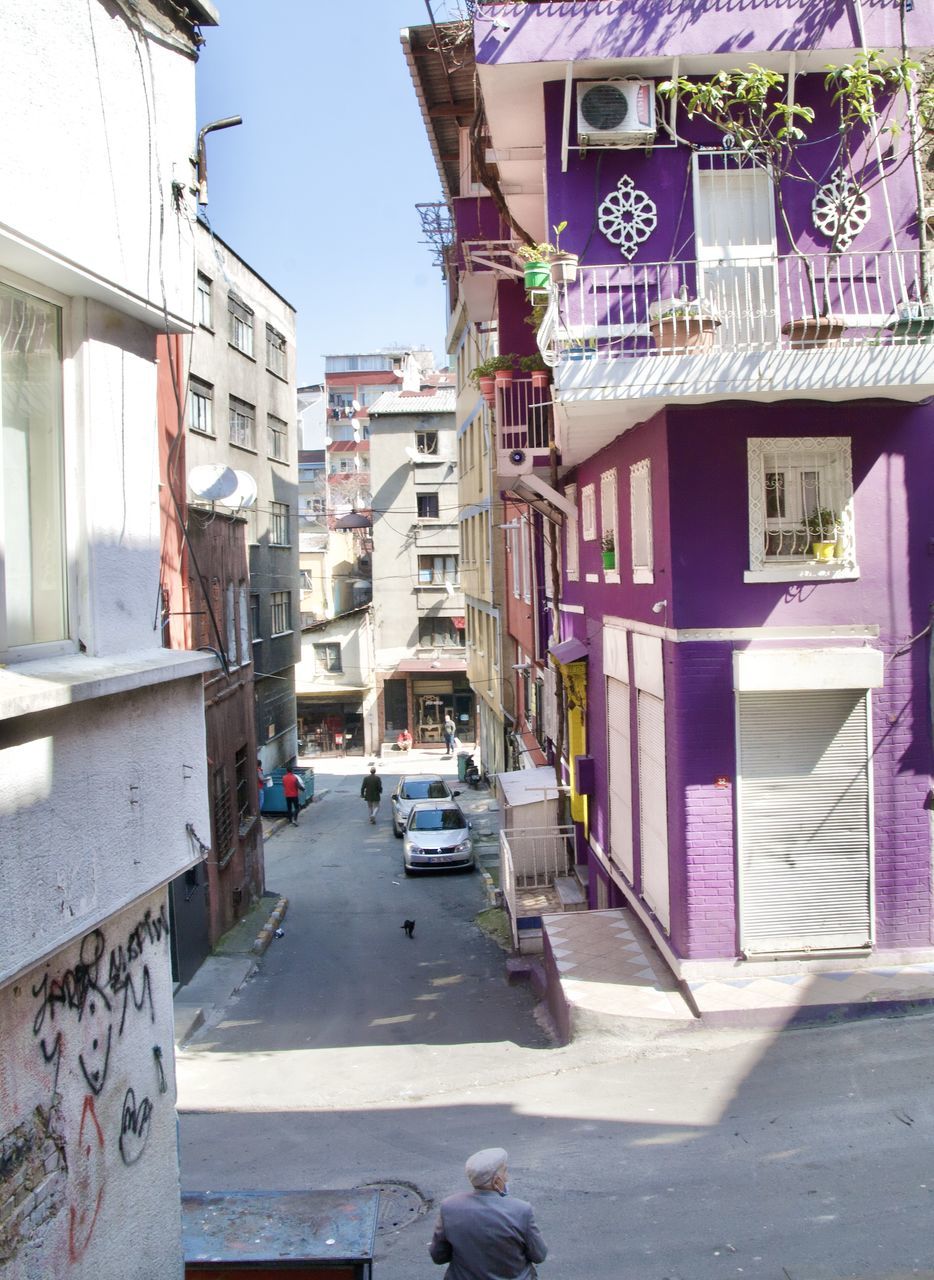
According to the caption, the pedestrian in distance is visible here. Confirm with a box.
[257,758,266,813]
[443,713,457,754]
[282,763,305,826]
[429,1147,547,1280]
[361,764,382,824]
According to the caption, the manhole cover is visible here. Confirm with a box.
[358,1182,430,1233]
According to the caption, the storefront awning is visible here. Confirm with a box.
[549,637,588,665]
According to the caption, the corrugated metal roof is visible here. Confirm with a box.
[368,388,456,415]
[400,23,477,204]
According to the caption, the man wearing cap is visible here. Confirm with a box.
[429,1147,547,1279]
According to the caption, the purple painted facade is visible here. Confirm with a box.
[456,2,934,965]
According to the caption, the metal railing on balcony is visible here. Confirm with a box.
[500,825,576,949]
[495,375,554,458]
[540,250,934,364]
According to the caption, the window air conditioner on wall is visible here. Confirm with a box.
[576,79,656,149]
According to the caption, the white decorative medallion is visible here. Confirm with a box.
[811,168,870,251]
[598,175,657,260]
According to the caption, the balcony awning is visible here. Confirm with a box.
[549,637,588,665]
[393,658,467,674]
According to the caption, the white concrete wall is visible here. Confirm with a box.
[0,0,197,321]
[296,612,373,693]
[0,890,182,1279]
[0,677,209,989]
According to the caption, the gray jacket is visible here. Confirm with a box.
[429,1188,547,1280]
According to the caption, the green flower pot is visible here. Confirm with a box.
[524,261,550,291]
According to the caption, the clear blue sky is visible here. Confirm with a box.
[196,0,459,384]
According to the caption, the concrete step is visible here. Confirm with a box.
[554,876,587,912]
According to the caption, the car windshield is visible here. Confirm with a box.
[402,780,449,800]
[410,809,466,832]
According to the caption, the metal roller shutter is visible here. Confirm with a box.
[607,677,633,880]
[638,690,670,930]
[738,690,871,954]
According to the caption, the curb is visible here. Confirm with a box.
[251,895,290,956]
[478,868,498,909]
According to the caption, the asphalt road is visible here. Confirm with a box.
[177,757,934,1280]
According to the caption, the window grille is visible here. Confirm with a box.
[630,460,654,582]
[565,483,579,581]
[581,483,596,541]
[212,766,235,859]
[747,437,854,573]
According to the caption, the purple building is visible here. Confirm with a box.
[409,3,934,977]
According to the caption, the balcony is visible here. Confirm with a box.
[495,375,554,471]
[500,825,584,953]
[539,250,934,466]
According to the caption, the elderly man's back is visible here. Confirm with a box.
[429,1187,548,1280]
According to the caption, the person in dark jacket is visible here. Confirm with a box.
[360,765,383,824]
[429,1147,547,1280]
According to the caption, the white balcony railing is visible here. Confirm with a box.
[495,375,554,462]
[500,825,576,949]
[541,250,934,363]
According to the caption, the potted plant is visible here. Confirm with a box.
[517,240,554,292]
[548,221,579,285]
[468,359,497,406]
[601,529,616,571]
[888,300,934,342]
[519,351,551,392]
[648,295,721,353]
[804,508,842,560]
[488,353,517,390]
[659,54,924,346]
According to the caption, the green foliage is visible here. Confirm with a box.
[519,352,549,372]
[601,529,615,553]
[804,508,842,539]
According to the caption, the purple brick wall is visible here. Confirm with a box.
[560,397,934,960]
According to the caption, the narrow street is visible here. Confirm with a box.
[177,756,934,1280]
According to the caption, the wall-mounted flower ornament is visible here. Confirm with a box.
[597,175,657,260]
[812,168,870,251]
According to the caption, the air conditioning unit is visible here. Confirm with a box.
[498,447,534,478]
[577,79,656,149]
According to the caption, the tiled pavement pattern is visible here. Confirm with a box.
[544,908,934,1034]
[543,909,696,1028]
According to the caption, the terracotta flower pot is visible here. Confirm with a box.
[781,317,846,349]
[494,367,514,389]
[530,369,550,391]
[478,374,496,406]
[649,316,719,353]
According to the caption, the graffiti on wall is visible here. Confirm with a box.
[0,901,171,1266]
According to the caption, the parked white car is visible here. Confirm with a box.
[403,800,474,874]
[391,774,459,837]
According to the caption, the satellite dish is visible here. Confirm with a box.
[217,469,258,511]
[188,464,238,501]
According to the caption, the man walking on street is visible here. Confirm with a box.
[429,1146,547,1280]
[443,713,457,754]
[361,765,382,824]
[282,763,304,826]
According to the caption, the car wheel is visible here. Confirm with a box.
[393,823,402,838]
[403,864,415,876]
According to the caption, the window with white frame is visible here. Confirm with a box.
[228,295,254,356]
[509,524,521,598]
[314,642,341,672]
[747,437,855,577]
[565,483,579,581]
[266,324,287,378]
[270,502,290,546]
[581,483,596,541]
[520,515,531,602]
[630,459,654,583]
[189,377,214,435]
[417,492,440,520]
[238,583,249,663]
[0,278,67,655]
[419,617,464,648]
[196,273,213,328]
[600,468,618,567]
[416,430,439,455]
[271,590,291,635]
[229,396,256,450]
[418,554,458,585]
[267,415,288,461]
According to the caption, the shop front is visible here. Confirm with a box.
[381,659,474,748]
[298,694,366,756]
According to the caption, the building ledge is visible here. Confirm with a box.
[0,648,219,722]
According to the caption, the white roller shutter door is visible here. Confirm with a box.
[607,677,633,880]
[638,690,670,930]
[738,690,872,954]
